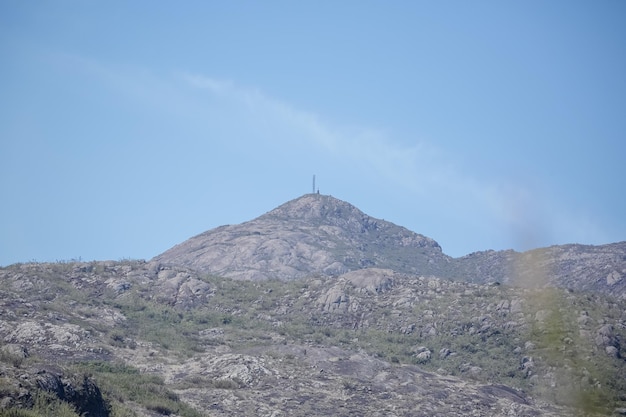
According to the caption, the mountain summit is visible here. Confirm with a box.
[154,193,449,280]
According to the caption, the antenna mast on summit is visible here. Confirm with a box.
[312,175,316,194]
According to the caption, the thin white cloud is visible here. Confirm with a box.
[49,58,607,252]
[183,74,613,251]
[183,73,343,153]
[182,73,457,192]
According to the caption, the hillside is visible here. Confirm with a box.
[2,261,625,416]
[1,193,626,416]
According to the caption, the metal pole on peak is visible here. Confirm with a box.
[312,175,316,194]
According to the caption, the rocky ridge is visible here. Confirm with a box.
[456,243,626,296]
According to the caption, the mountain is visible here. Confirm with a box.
[154,193,451,280]
[155,193,626,299]
[1,194,626,416]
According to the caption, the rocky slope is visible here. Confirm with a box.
[1,261,625,416]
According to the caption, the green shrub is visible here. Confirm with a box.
[0,350,24,368]
[0,392,82,417]
[73,362,202,417]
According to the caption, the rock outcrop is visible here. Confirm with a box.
[0,363,108,417]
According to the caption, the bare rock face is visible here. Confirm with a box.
[153,265,213,309]
[4,321,94,359]
[343,268,395,294]
[318,284,350,313]
[153,194,448,280]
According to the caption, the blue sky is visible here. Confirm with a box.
[1,1,625,265]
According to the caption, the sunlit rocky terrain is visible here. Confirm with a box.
[1,194,625,416]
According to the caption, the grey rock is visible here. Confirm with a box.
[318,285,349,313]
[596,324,616,347]
[438,348,451,359]
[606,345,619,357]
[153,194,446,280]
[343,268,395,294]
[607,271,622,286]
[414,349,432,363]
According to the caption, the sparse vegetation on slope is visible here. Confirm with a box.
[1,260,625,416]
